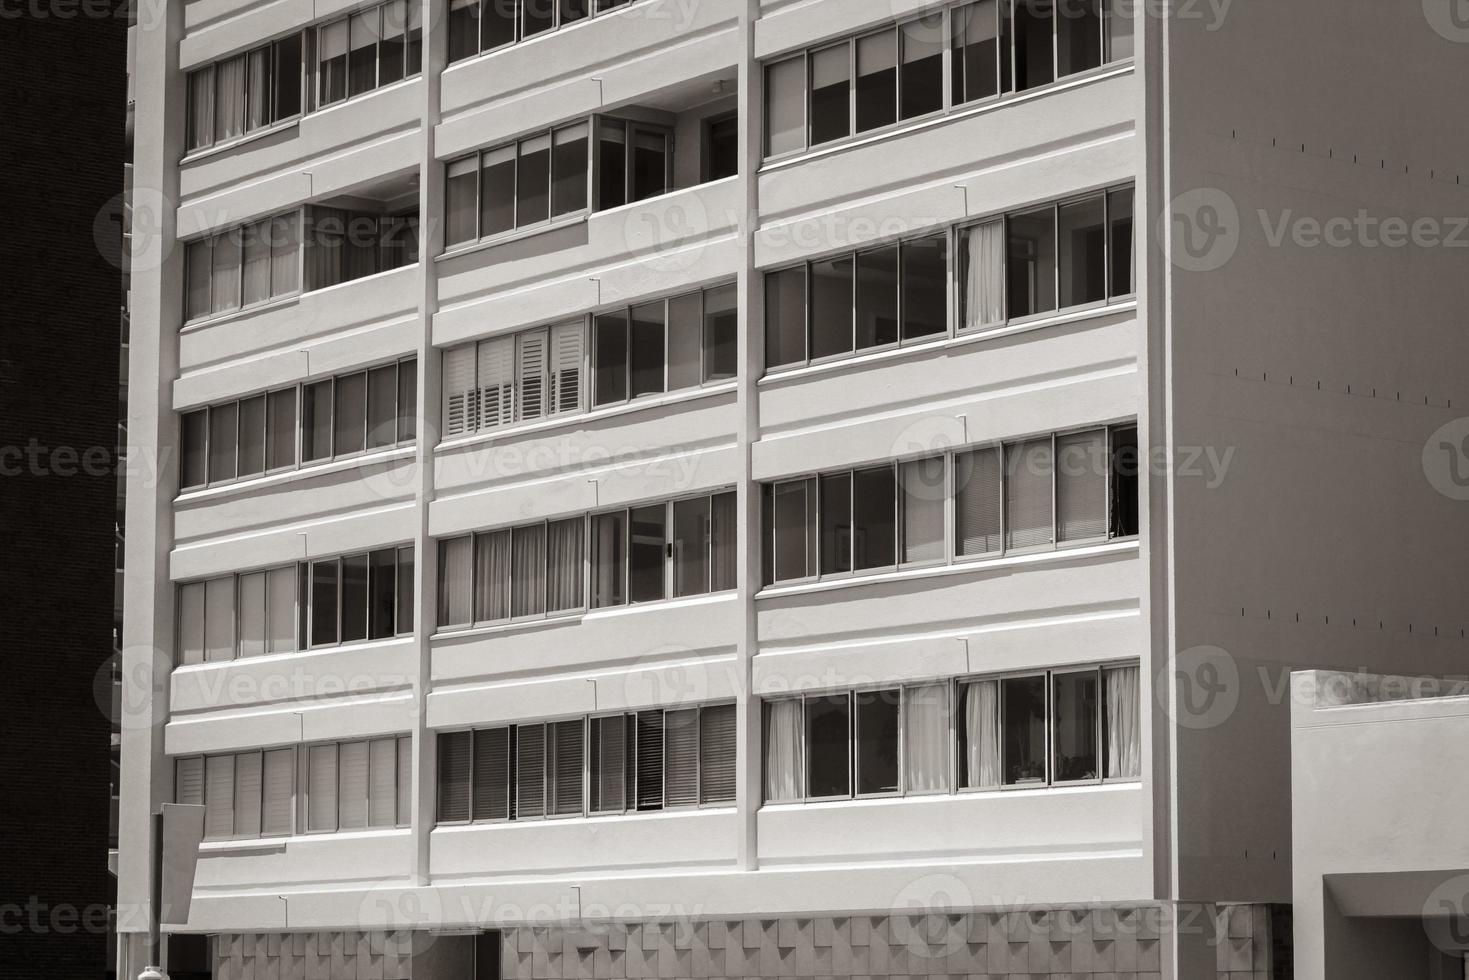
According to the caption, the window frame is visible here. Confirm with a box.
[444,118,595,249]
[313,0,423,112]
[1048,664,1104,788]
[303,734,412,834]
[446,0,635,66]
[182,207,308,326]
[300,545,415,652]
[589,283,736,411]
[184,33,309,157]
[176,747,299,841]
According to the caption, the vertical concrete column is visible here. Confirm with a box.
[119,0,186,972]
[733,0,762,874]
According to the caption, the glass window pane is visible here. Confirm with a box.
[366,364,398,450]
[1057,428,1107,542]
[517,134,551,225]
[269,212,301,297]
[855,245,898,350]
[348,9,378,97]
[273,35,303,120]
[318,20,348,104]
[181,410,208,489]
[380,0,408,82]
[710,491,737,593]
[1058,195,1107,308]
[437,536,472,628]
[211,229,242,314]
[597,118,627,210]
[765,55,806,156]
[1108,187,1135,297]
[397,546,415,633]
[903,683,950,793]
[628,504,667,603]
[851,466,897,570]
[242,220,271,306]
[246,48,270,132]
[855,30,897,133]
[302,380,333,462]
[634,710,663,810]
[522,0,554,36]
[480,145,516,237]
[1007,207,1057,318]
[551,123,589,217]
[810,44,850,146]
[474,529,512,623]
[1105,0,1134,61]
[1053,670,1100,781]
[955,446,1003,556]
[666,291,702,391]
[1002,675,1048,785]
[238,572,267,657]
[308,744,338,830]
[546,517,584,612]
[960,220,1004,330]
[338,740,369,829]
[629,300,666,398]
[1006,438,1054,550]
[484,0,516,49]
[590,511,626,608]
[266,565,296,654]
[804,694,851,798]
[448,0,482,62]
[472,727,510,821]
[1015,0,1055,90]
[214,54,246,142]
[705,113,738,181]
[516,723,547,818]
[340,553,369,643]
[902,233,948,340]
[771,479,815,583]
[208,403,238,483]
[561,0,589,24]
[510,523,547,617]
[953,0,999,105]
[899,456,945,565]
[671,496,710,598]
[702,283,737,382]
[397,359,417,443]
[1110,425,1140,538]
[185,239,212,321]
[630,128,667,203]
[819,472,852,575]
[435,732,470,823]
[593,310,628,406]
[1057,0,1102,76]
[333,371,367,456]
[310,559,339,646]
[187,68,214,151]
[809,254,854,360]
[899,15,944,119]
[237,395,266,477]
[854,689,899,795]
[764,266,807,368]
[446,156,480,245]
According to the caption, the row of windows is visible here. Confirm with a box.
[440,283,737,438]
[176,546,414,665]
[765,185,1134,370]
[765,0,1134,158]
[763,662,1141,803]
[447,0,639,63]
[186,0,424,153]
[437,490,736,629]
[184,207,419,323]
[180,358,417,491]
[761,423,1138,586]
[436,702,736,824]
[175,736,411,840]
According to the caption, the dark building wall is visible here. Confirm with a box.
[0,12,128,980]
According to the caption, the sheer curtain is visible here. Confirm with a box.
[437,536,472,627]
[1106,665,1141,778]
[473,529,510,623]
[305,208,344,291]
[246,47,270,132]
[903,684,950,793]
[269,212,301,297]
[188,68,215,150]
[511,524,547,617]
[963,219,1004,329]
[546,518,585,612]
[214,54,246,143]
[963,680,1000,788]
[763,700,804,802]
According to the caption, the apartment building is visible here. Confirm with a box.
[120,1,1469,978]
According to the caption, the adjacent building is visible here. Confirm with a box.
[120,1,1469,978]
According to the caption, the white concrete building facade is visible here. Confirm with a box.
[119,0,1469,978]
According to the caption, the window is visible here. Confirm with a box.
[443,121,590,246]
[180,568,278,667]
[317,0,422,109]
[436,702,735,824]
[591,285,734,408]
[302,736,412,832]
[183,211,302,322]
[959,187,1134,330]
[764,233,948,369]
[952,0,1000,105]
[447,0,623,62]
[1001,674,1047,784]
[299,546,415,649]
[703,114,739,182]
[596,118,671,208]
[764,55,805,157]
[588,492,737,610]
[304,207,419,292]
[181,359,415,490]
[809,45,850,147]
[185,34,306,153]
[175,747,297,840]
[764,422,1138,586]
[437,517,583,627]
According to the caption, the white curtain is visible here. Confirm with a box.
[214,54,246,142]
[963,680,1000,788]
[1106,665,1141,778]
[188,68,215,150]
[269,212,301,298]
[903,684,950,793]
[246,46,270,132]
[963,219,1004,329]
[763,699,804,802]
[241,220,271,306]
[546,518,584,612]
[473,529,510,623]
[437,536,472,627]
[511,524,547,617]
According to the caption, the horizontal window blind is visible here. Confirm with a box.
[436,731,471,823]
[472,728,509,821]
[699,704,737,804]
[955,447,1003,556]
[663,709,699,808]
[1057,428,1107,542]
[516,724,546,819]
[261,748,294,836]
[590,715,626,813]
[233,751,264,838]
[308,744,339,832]
[368,738,398,827]
[175,757,205,806]
[551,720,584,816]
[635,711,664,810]
[204,755,235,839]
[337,740,370,830]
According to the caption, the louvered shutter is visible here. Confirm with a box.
[478,336,515,428]
[472,727,509,821]
[175,756,205,805]
[955,447,1003,556]
[397,736,413,826]
[261,748,294,836]
[517,330,548,422]
[663,709,699,808]
[234,751,263,837]
[551,720,584,815]
[549,321,583,415]
[308,744,339,832]
[591,715,626,813]
[338,741,369,830]
[1056,429,1107,542]
[1006,438,1055,549]
[699,704,737,804]
[436,731,471,823]
[204,755,235,839]
[441,345,477,437]
[515,724,546,818]
[368,738,398,827]
[635,711,664,810]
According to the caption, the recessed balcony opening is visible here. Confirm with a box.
[304,169,421,292]
[443,72,738,249]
